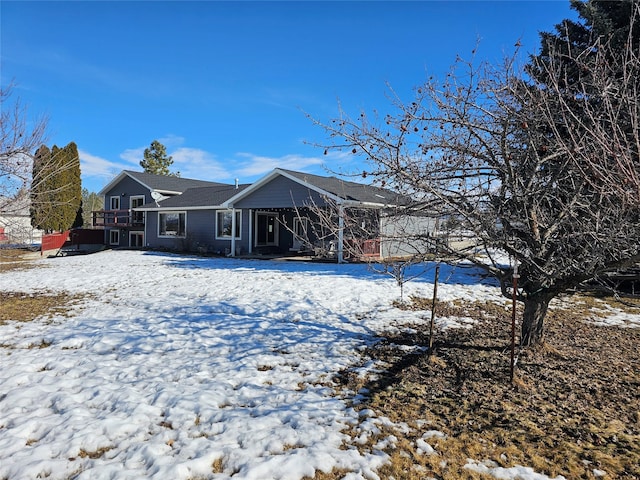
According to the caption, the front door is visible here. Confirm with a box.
[256,213,278,246]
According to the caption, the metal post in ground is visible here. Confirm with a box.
[511,262,520,383]
[428,263,441,356]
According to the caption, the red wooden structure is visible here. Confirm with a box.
[41,231,70,254]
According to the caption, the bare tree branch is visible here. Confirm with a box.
[308,13,640,346]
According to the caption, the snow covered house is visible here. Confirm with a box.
[93,168,432,262]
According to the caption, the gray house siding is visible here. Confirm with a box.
[144,209,251,255]
[103,176,150,209]
[380,214,438,259]
[232,176,327,209]
[95,169,429,261]
[102,177,151,248]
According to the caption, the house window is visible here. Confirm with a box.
[159,212,186,237]
[129,231,144,247]
[109,229,120,245]
[110,196,120,210]
[130,196,145,225]
[216,210,241,239]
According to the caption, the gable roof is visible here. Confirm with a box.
[137,184,251,211]
[224,168,410,207]
[99,170,226,196]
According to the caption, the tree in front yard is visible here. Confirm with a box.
[30,142,82,232]
[140,140,180,177]
[528,0,640,208]
[312,0,640,346]
[0,83,48,218]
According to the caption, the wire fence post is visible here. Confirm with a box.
[428,263,441,356]
[511,262,519,383]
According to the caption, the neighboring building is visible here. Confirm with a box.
[0,190,44,245]
[93,168,436,262]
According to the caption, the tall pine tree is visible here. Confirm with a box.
[526,0,639,203]
[529,0,638,91]
[140,140,180,176]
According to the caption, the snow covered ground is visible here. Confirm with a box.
[0,250,636,479]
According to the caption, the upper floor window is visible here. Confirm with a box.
[130,196,145,224]
[110,196,120,210]
[216,210,241,239]
[159,212,186,238]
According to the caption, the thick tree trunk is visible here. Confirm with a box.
[521,291,555,346]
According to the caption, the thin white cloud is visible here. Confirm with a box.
[79,149,127,186]
[158,134,185,149]
[81,143,357,193]
[170,147,230,181]
[234,152,325,178]
[119,147,145,166]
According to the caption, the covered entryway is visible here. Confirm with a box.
[255,212,278,248]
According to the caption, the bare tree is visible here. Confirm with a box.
[1,84,49,211]
[0,84,50,244]
[310,27,640,346]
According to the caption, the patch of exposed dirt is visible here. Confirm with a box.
[335,295,640,479]
[0,291,86,328]
[0,247,43,273]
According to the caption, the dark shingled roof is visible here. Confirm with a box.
[279,169,410,205]
[139,184,251,209]
[124,170,226,193]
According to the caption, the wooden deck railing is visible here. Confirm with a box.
[92,210,144,228]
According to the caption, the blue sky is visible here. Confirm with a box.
[2,1,577,193]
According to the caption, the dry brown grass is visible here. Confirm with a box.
[0,247,42,273]
[76,446,114,459]
[0,291,83,327]
[325,294,640,480]
[1,249,88,343]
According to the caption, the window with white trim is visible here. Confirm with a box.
[158,212,186,237]
[109,229,120,245]
[110,196,120,210]
[130,196,145,224]
[216,210,241,239]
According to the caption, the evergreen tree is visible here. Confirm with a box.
[140,140,180,176]
[530,0,638,85]
[30,144,53,231]
[64,142,83,229]
[81,188,104,227]
[73,201,84,229]
[526,0,639,204]
[30,142,82,232]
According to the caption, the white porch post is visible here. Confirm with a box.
[248,209,253,253]
[338,204,344,263]
[231,207,236,257]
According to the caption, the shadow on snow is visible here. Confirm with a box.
[141,250,499,287]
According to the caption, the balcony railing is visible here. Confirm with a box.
[92,209,145,228]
